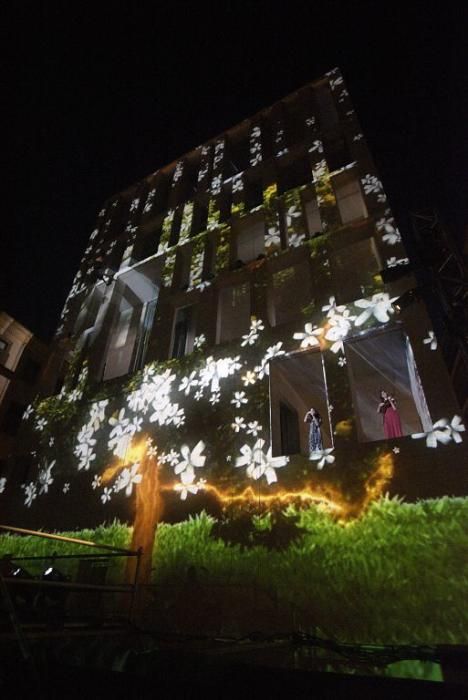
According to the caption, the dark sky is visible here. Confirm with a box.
[4,2,467,341]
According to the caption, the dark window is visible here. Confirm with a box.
[314,83,339,129]
[1,401,26,436]
[280,401,301,455]
[244,177,263,210]
[0,338,8,353]
[217,283,250,343]
[171,306,194,358]
[235,215,265,263]
[190,201,208,236]
[324,136,351,172]
[277,156,311,194]
[331,238,381,303]
[332,170,368,224]
[268,262,310,326]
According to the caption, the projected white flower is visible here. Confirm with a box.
[179,371,199,396]
[231,416,246,433]
[193,334,206,349]
[361,174,384,195]
[242,371,257,386]
[114,463,142,497]
[92,475,102,490]
[353,133,364,142]
[285,206,301,229]
[288,232,306,248]
[22,482,37,508]
[22,405,34,421]
[63,483,70,494]
[353,293,397,326]
[265,227,280,248]
[101,487,113,504]
[376,217,402,245]
[324,309,355,353]
[232,175,243,193]
[294,323,324,348]
[231,391,248,408]
[34,417,47,432]
[255,342,285,379]
[0,477,6,494]
[174,469,206,501]
[386,257,409,268]
[160,450,179,467]
[305,116,315,127]
[423,331,437,351]
[87,400,109,431]
[449,415,465,443]
[411,419,453,448]
[235,439,289,485]
[209,392,221,405]
[174,441,206,478]
[38,459,56,495]
[322,296,346,318]
[310,448,335,470]
[194,389,204,401]
[308,140,324,154]
[241,319,265,347]
[211,175,222,195]
[246,421,262,437]
[338,357,347,367]
[199,355,241,393]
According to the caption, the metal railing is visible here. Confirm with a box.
[0,524,142,642]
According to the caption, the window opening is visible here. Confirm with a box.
[345,327,432,442]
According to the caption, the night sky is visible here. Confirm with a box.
[4,2,467,341]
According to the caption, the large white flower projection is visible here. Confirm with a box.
[354,293,397,326]
[294,323,324,348]
[412,416,465,448]
[173,441,207,500]
[235,439,289,485]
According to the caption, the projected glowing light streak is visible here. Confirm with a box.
[99,435,394,518]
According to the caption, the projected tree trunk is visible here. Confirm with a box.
[126,452,163,585]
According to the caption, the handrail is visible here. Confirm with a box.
[0,524,138,556]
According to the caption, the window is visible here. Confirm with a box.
[333,170,368,224]
[301,190,322,236]
[102,260,160,380]
[270,350,332,457]
[171,306,195,358]
[244,177,263,210]
[217,282,250,344]
[314,83,339,129]
[277,155,311,194]
[173,246,192,290]
[235,215,265,263]
[345,327,432,442]
[268,262,310,326]
[331,238,381,303]
[0,338,8,353]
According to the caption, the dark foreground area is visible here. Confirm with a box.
[1,631,467,699]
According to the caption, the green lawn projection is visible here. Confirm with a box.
[1,495,467,645]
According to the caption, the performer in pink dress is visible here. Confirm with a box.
[377,390,403,439]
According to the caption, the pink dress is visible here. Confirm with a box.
[380,401,403,439]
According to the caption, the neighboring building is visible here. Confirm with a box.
[0,312,50,462]
[2,70,467,644]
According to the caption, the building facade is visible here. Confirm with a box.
[0,312,50,466]
[2,68,467,644]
